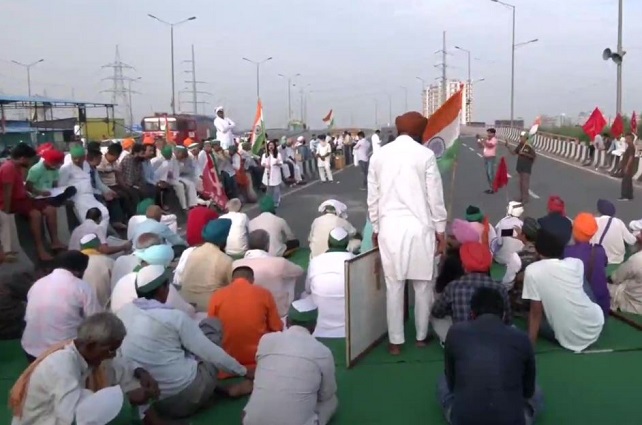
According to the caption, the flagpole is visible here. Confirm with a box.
[447,156,459,223]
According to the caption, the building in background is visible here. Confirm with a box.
[422,79,473,123]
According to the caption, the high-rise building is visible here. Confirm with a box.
[422,79,474,123]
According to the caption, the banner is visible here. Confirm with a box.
[322,109,335,129]
[250,99,266,155]
[422,84,464,174]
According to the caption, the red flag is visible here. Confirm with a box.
[493,156,509,192]
[610,113,624,139]
[581,107,607,141]
[631,111,638,135]
[200,153,228,210]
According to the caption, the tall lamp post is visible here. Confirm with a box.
[127,77,142,130]
[299,84,312,126]
[416,77,427,114]
[602,0,624,114]
[454,46,473,123]
[400,86,408,111]
[243,57,273,100]
[278,73,301,125]
[147,14,197,115]
[11,59,44,96]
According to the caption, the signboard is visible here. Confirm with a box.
[345,248,388,368]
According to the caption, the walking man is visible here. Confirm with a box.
[507,131,536,203]
[619,132,637,201]
[367,111,448,356]
[353,131,371,190]
[479,128,498,194]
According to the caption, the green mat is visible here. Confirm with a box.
[614,311,642,326]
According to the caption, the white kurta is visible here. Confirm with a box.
[214,116,236,149]
[58,162,109,234]
[261,155,283,187]
[219,211,250,256]
[367,135,447,345]
[82,253,115,308]
[367,135,447,281]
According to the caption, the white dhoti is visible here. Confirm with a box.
[281,163,292,179]
[74,194,110,235]
[177,177,199,209]
[286,160,303,182]
[318,159,333,182]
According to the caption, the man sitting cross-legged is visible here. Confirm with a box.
[431,241,512,345]
[208,266,283,377]
[249,196,299,257]
[10,312,168,425]
[523,222,605,352]
[242,298,338,425]
[117,265,253,420]
[437,287,543,425]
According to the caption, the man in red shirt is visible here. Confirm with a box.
[186,203,220,246]
[0,143,64,261]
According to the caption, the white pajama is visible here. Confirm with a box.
[318,159,333,182]
[385,276,434,344]
[177,178,199,209]
[431,316,453,344]
[74,194,110,235]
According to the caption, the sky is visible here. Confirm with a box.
[1,0,641,129]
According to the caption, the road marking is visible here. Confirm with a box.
[476,153,482,158]
[468,147,475,152]
[244,166,353,213]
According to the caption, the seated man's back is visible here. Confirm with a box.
[524,258,604,351]
[208,267,283,371]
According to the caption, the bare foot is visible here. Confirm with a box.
[388,343,402,356]
[226,379,254,398]
[37,250,54,262]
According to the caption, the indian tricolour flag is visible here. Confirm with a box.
[422,84,464,174]
[322,109,335,128]
[250,99,267,155]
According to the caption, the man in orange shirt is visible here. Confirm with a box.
[208,266,283,376]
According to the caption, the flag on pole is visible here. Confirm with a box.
[581,108,607,141]
[630,111,637,135]
[493,156,509,192]
[322,109,335,128]
[610,113,624,139]
[422,83,464,174]
[250,99,267,155]
[201,155,229,210]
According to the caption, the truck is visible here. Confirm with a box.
[141,113,216,144]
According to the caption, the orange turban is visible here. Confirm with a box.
[122,138,135,150]
[183,138,197,148]
[459,242,492,273]
[142,134,155,145]
[395,111,428,141]
[41,149,64,166]
[573,212,598,243]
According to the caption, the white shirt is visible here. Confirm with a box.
[58,162,95,196]
[11,342,137,425]
[308,214,358,259]
[306,251,354,338]
[22,269,102,357]
[249,212,296,257]
[371,133,382,154]
[214,116,236,149]
[69,219,107,251]
[590,215,637,264]
[151,156,180,183]
[316,142,332,164]
[523,258,604,352]
[353,138,371,163]
[82,254,115,308]
[261,154,283,187]
[173,246,196,287]
[219,211,250,256]
[111,254,140,290]
[110,272,196,318]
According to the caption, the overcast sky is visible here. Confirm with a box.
[1,0,641,129]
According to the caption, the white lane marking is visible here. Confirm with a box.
[476,153,482,158]
[243,166,353,213]
[468,146,475,152]
[468,150,543,200]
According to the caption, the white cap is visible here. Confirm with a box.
[318,199,348,217]
[506,201,524,218]
[135,264,170,294]
[215,106,224,113]
[75,386,124,425]
[329,227,349,241]
[291,297,317,313]
[79,233,99,245]
[297,136,304,142]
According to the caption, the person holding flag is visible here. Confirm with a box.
[505,130,537,203]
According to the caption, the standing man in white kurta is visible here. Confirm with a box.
[367,111,448,356]
[214,106,236,150]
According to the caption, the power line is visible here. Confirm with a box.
[182,44,211,114]
[101,45,136,128]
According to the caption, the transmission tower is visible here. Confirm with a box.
[182,45,212,114]
[101,46,136,128]
[434,31,450,106]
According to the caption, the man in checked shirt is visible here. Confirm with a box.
[431,241,512,345]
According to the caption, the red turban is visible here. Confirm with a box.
[36,143,54,156]
[459,242,492,273]
[547,195,566,215]
[395,111,428,141]
[41,149,65,166]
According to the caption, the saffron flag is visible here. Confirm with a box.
[631,111,638,135]
[581,108,607,141]
[610,113,624,139]
[201,154,229,210]
[422,83,464,174]
[250,99,267,155]
[322,109,335,128]
[493,156,509,192]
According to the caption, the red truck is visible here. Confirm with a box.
[141,113,216,144]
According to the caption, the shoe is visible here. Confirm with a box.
[617,198,632,201]
[484,189,494,194]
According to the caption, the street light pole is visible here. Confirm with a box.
[400,86,408,111]
[490,0,516,127]
[616,0,623,114]
[278,73,301,124]
[454,46,473,123]
[243,57,273,100]
[11,59,44,96]
[148,14,197,115]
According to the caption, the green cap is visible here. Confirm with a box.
[135,265,171,296]
[70,145,86,158]
[327,227,349,251]
[259,196,276,213]
[288,298,318,323]
[79,233,101,250]
[465,205,484,223]
[161,146,173,159]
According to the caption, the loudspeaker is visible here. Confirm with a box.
[603,48,624,64]
[602,48,612,60]
[78,107,87,123]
